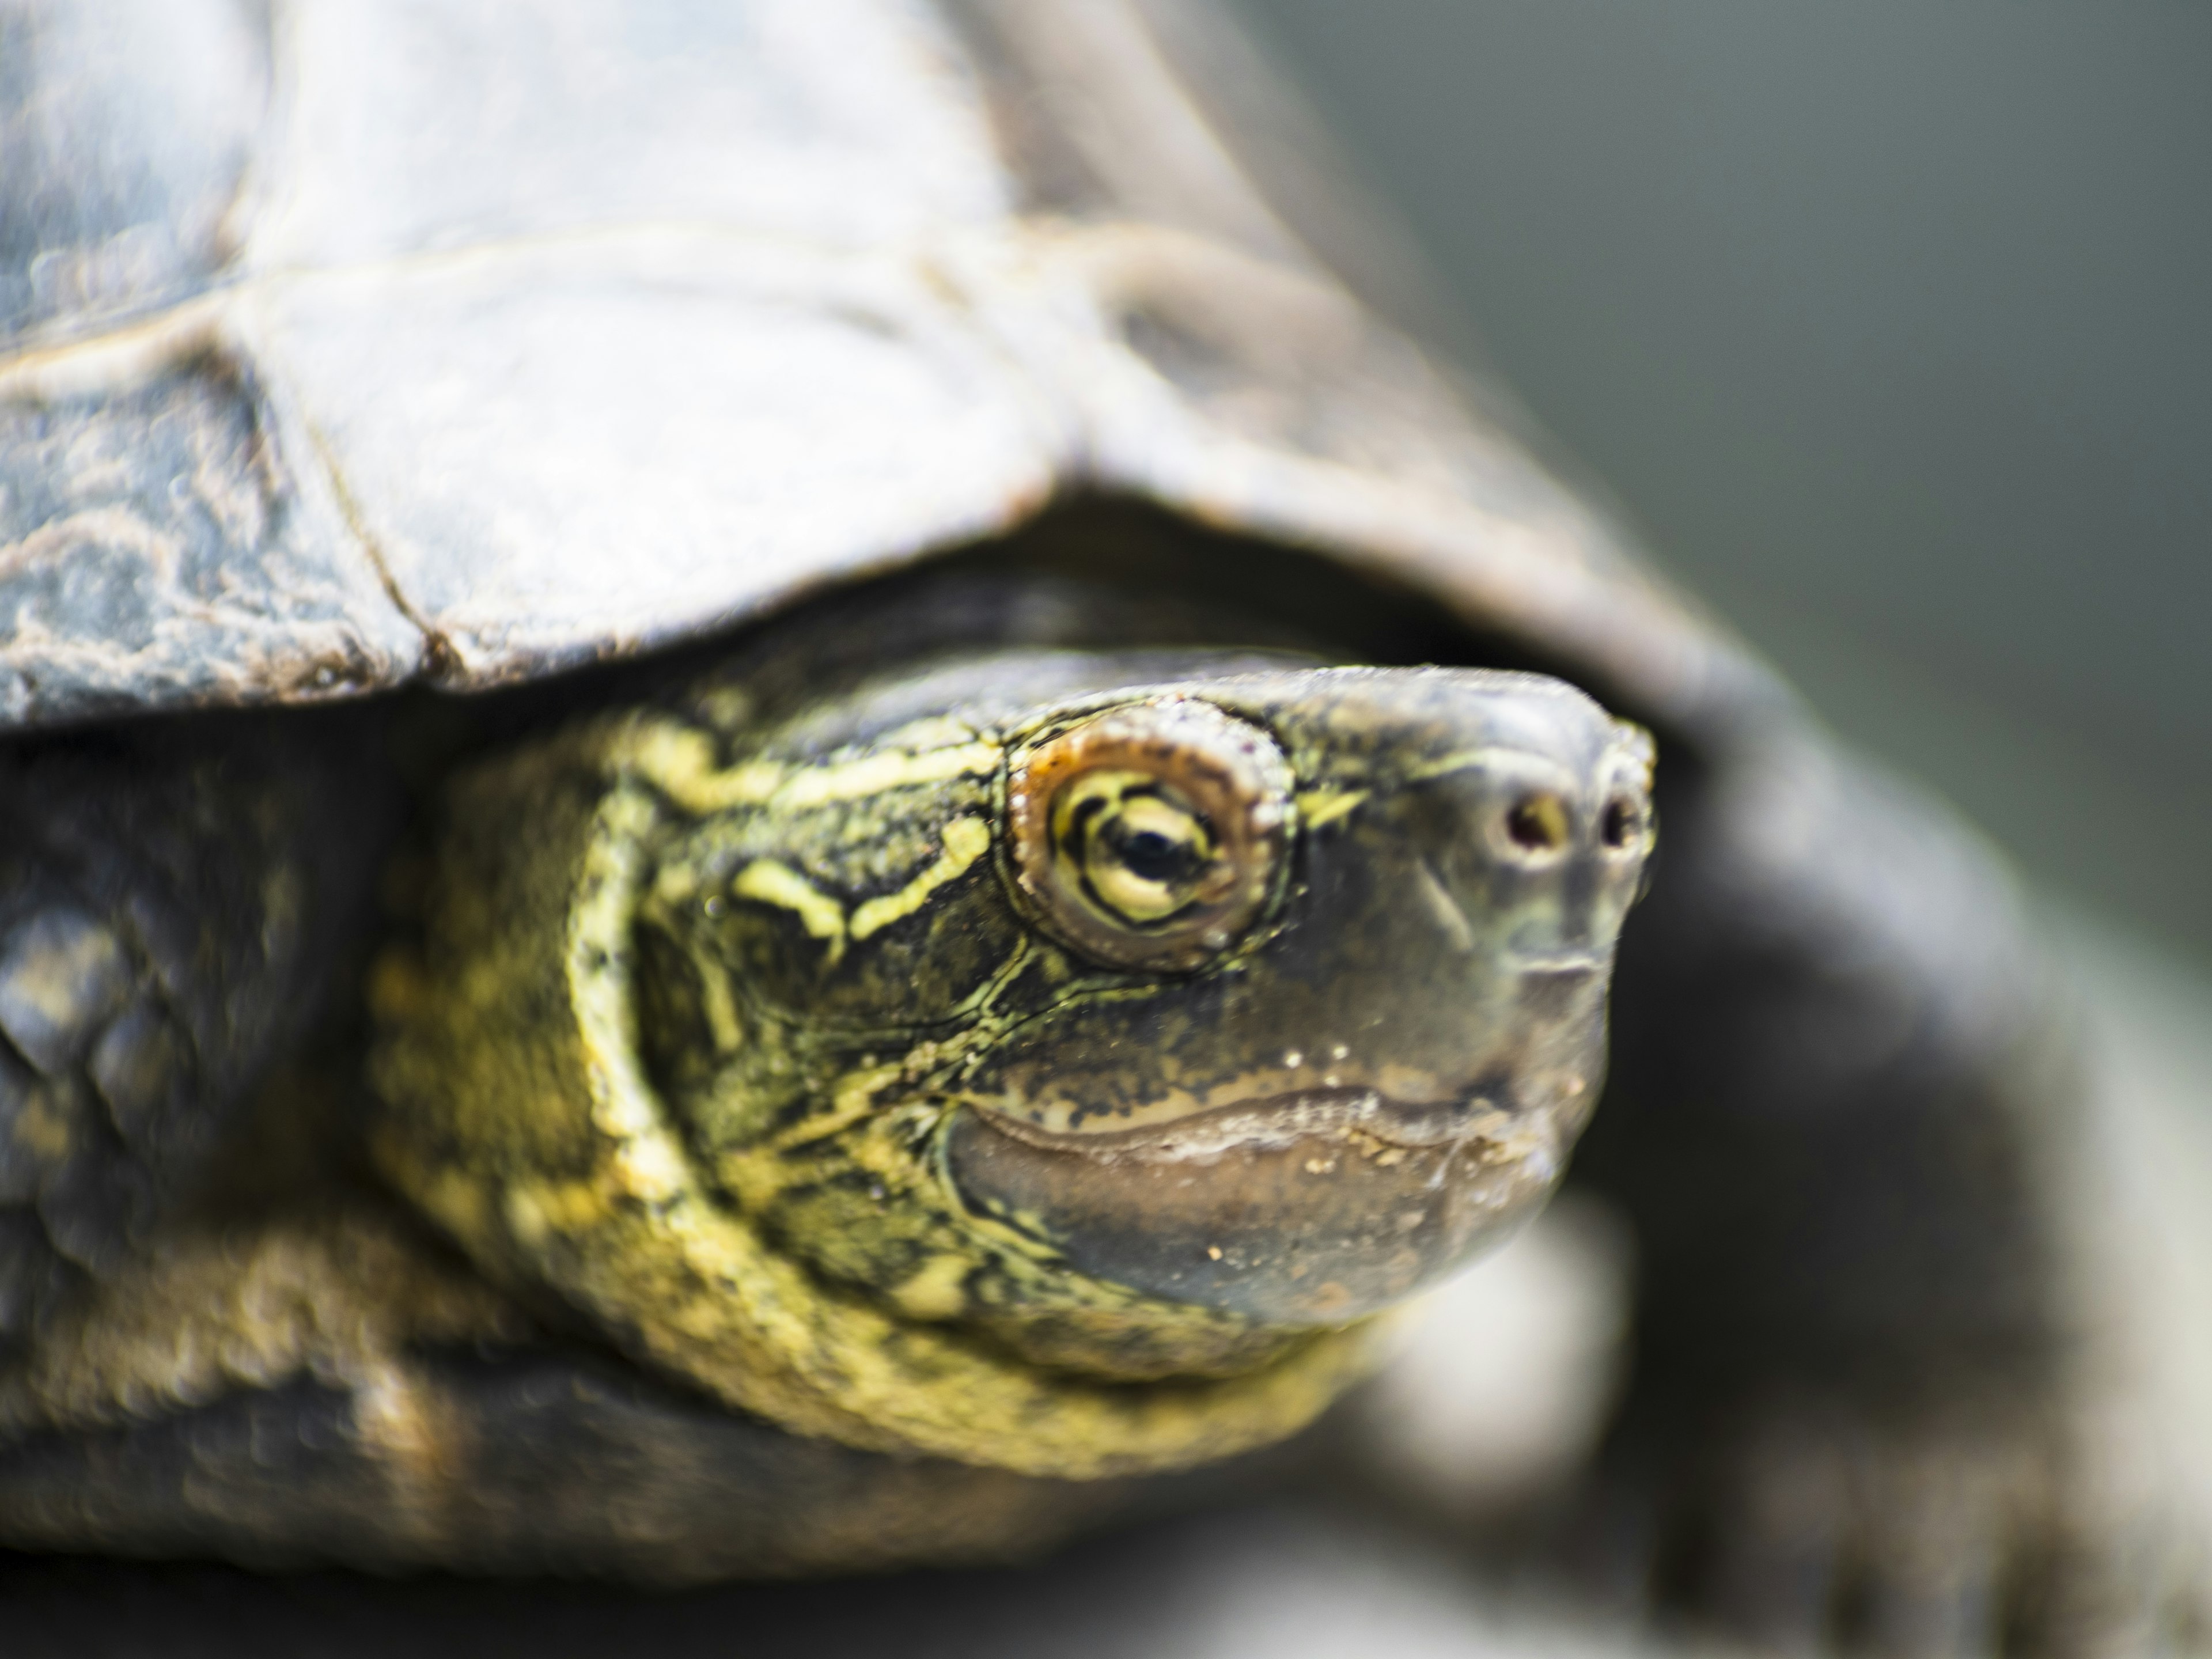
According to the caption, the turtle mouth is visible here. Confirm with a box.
[942,1081,1574,1325]
[1510,953,1606,976]
[972,1082,1548,1158]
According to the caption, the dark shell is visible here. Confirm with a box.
[1,0,1768,748]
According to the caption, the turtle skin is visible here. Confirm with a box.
[0,714,392,1346]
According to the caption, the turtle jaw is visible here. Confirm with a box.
[944,1070,1585,1325]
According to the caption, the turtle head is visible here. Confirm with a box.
[375,650,1652,1472]
[629,660,1652,1354]
[945,668,1653,1327]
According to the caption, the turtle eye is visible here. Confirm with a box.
[1007,700,1293,973]
[1056,772,1218,924]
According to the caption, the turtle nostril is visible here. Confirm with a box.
[1601,796,1642,850]
[1505,791,1570,854]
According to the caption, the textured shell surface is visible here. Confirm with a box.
[0,0,1763,742]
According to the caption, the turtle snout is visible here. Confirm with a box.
[1495,771,1653,870]
[1406,731,1653,971]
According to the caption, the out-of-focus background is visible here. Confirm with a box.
[1188,17,2212,1639]
[1229,0,2212,969]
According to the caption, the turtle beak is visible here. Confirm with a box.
[944,668,1654,1327]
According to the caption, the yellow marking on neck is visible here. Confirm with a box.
[623,722,781,812]
[850,817,992,941]
[891,1251,974,1320]
[732,861,848,963]
[1296,788,1369,831]
[506,1177,611,1248]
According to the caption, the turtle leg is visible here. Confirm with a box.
[0,713,390,1346]
[1570,733,2206,1654]
[0,1200,1166,1576]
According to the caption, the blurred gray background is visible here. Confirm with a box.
[1229,0,2212,965]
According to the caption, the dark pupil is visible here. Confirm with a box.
[1104,819,1206,886]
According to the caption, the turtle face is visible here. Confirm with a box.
[373,650,1653,1472]
[948,670,1653,1327]
[624,662,1651,1352]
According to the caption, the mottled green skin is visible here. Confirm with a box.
[372,620,1651,1475]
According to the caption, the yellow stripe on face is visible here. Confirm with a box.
[732,860,849,962]
[850,817,993,941]
[774,744,1002,809]
[624,715,1001,815]
[1295,788,1369,830]
[623,722,785,812]
[729,817,995,959]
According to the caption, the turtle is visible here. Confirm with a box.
[0,1,2205,1653]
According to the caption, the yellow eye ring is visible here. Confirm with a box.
[1005,699,1294,973]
